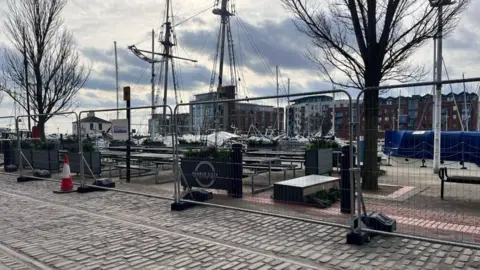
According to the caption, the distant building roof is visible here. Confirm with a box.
[290,95,333,104]
[72,112,110,124]
[74,115,110,124]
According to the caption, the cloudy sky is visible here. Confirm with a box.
[0,0,479,134]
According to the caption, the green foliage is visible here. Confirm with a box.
[247,140,277,147]
[142,139,165,146]
[109,140,126,147]
[14,140,56,150]
[307,138,339,150]
[178,139,201,145]
[183,147,231,161]
[313,188,340,203]
[61,138,95,153]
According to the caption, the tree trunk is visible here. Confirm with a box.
[38,116,46,142]
[362,87,380,191]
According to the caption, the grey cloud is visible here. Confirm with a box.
[82,47,212,92]
[178,18,314,75]
[444,26,479,51]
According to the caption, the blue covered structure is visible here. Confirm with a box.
[384,130,480,166]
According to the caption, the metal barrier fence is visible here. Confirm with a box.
[76,105,175,190]
[0,106,176,197]
[0,116,19,171]
[1,79,479,249]
[172,89,357,231]
[356,77,480,248]
[15,112,80,181]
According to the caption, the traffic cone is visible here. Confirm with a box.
[53,154,75,193]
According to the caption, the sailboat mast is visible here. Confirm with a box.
[276,65,279,134]
[151,30,156,139]
[217,0,229,88]
[397,90,401,131]
[332,86,335,137]
[162,0,171,135]
[114,41,119,119]
[463,73,468,131]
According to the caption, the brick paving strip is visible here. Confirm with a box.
[1,177,480,269]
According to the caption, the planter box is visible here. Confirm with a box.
[8,149,33,169]
[180,149,243,197]
[305,148,333,176]
[31,150,60,171]
[69,152,101,175]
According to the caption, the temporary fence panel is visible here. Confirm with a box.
[171,89,357,231]
[7,112,81,182]
[78,105,175,193]
[356,77,480,248]
[0,116,21,173]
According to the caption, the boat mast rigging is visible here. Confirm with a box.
[127,0,197,136]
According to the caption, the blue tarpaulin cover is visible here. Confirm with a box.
[384,130,480,166]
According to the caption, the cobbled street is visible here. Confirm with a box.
[0,175,479,270]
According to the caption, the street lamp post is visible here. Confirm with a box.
[430,0,456,173]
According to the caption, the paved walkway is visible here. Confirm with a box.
[0,174,479,270]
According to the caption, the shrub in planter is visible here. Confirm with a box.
[11,140,59,170]
[65,140,101,175]
[142,139,165,147]
[305,138,338,176]
[178,139,202,146]
[109,140,127,147]
[247,140,278,150]
[305,188,340,208]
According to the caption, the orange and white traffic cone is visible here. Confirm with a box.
[53,154,75,193]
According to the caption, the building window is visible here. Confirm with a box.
[99,123,103,130]
[385,117,389,121]
[453,114,457,120]
[90,123,94,130]
[453,124,457,129]
[453,106,457,111]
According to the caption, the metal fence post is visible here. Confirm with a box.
[78,112,85,186]
[340,145,353,214]
[16,117,23,177]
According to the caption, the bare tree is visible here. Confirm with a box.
[283,0,469,190]
[2,0,89,141]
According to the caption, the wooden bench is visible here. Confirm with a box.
[153,161,174,184]
[242,169,269,194]
[438,167,480,200]
[115,164,154,179]
[280,158,305,169]
[243,164,298,194]
[243,164,298,180]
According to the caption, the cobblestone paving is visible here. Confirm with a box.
[0,249,33,270]
[0,191,321,270]
[0,175,479,269]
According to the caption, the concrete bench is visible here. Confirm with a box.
[273,175,340,203]
[438,167,480,200]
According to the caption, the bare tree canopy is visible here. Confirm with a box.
[283,0,470,190]
[2,0,89,140]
